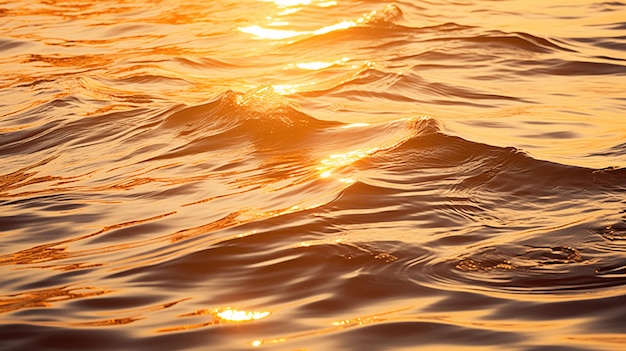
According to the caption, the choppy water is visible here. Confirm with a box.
[2,1,626,350]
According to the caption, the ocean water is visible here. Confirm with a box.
[1,0,626,350]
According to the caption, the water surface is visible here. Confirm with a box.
[1,1,626,350]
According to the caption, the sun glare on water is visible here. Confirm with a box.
[215,308,271,322]
[238,25,304,40]
[237,0,369,40]
[238,21,356,40]
[263,0,337,8]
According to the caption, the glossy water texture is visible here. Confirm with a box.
[1,1,626,350]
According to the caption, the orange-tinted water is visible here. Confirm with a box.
[1,1,626,350]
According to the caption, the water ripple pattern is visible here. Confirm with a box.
[1,1,626,350]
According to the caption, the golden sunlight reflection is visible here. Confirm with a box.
[250,307,411,347]
[317,118,419,179]
[157,307,271,333]
[0,285,111,314]
[271,83,312,95]
[215,308,270,322]
[317,1,337,7]
[318,147,378,178]
[312,20,355,35]
[296,61,333,70]
[267,0,311,6]
[263,0,337,8]
[251,202,327,221]
[339,177,356,184]
[238,6,384,40]
[238,22,357,40]
[341,122,370,129]
[267,58,351,94]
[238,25,303,40]
[293,57,349,70]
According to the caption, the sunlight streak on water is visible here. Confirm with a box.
[294,58,349,70]
[215,308,271,322]
[238,25,304,40]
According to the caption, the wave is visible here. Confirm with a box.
[161,85,340,142]
[3,1,626,350]
[0,86,428,269]
[300,116,626,297]
[3,83,624,203]
[2,90,625,351]
[518,58,626,76]
[270,2,626,93]
[282,6,577,56]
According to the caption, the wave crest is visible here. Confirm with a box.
[162,85,339,147]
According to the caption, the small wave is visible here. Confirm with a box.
[520,58,626,75]
[158,85,342,156]
[239,4,404,43]
[460,31,576,53]
[285,11,575,56]
[296,66,526,107]
[444,241,626,294]
[315,123,626,298]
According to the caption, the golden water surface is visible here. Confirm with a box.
[1,1,626,350]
